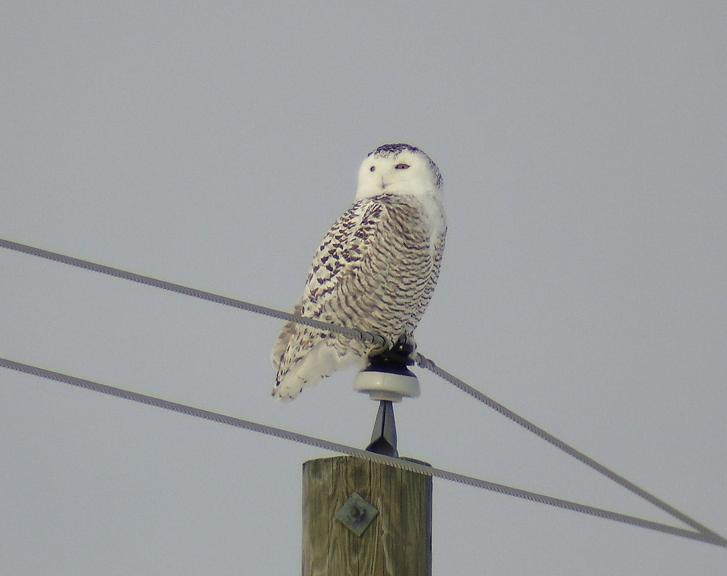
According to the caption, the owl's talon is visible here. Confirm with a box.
[395,334,417,354]
[366,335,416,368]
[367,337,393,358]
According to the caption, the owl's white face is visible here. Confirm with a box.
[355,144,442,201]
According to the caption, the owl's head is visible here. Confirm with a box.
[355,143,443,201]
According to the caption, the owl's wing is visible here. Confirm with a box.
[271,197,392,396]
[270,302,304,373]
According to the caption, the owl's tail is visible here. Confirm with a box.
[272,341,365,401]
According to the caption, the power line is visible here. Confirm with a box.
[1,236,724,545]
[414,353,722,541]
[0,238,384,347]
[1,356,724,548]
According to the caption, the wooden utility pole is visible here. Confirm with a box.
[302,346,432,576]
[302,343,430,575]
[302,454,432,575]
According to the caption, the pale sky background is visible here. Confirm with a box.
[2,2,726,574]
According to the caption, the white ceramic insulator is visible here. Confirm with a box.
[353,370,420,402]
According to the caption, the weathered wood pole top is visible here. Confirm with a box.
[303,455,432,576]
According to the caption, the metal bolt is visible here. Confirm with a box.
[349,505,364,521]
[335,492,378,537]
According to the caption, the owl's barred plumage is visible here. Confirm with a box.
[271,144,446,400]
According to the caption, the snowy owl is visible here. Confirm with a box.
[271,143,446,400]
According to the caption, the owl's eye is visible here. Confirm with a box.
[394,163,410,170]
[369,166,376,172]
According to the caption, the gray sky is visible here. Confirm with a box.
[2,1,726,574]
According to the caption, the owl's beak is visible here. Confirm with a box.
[380,177,388,190]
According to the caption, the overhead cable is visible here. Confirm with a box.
[0,238,384,347]
[1,356,724,548]
[414,353,721,540]
[1,236,723,544]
